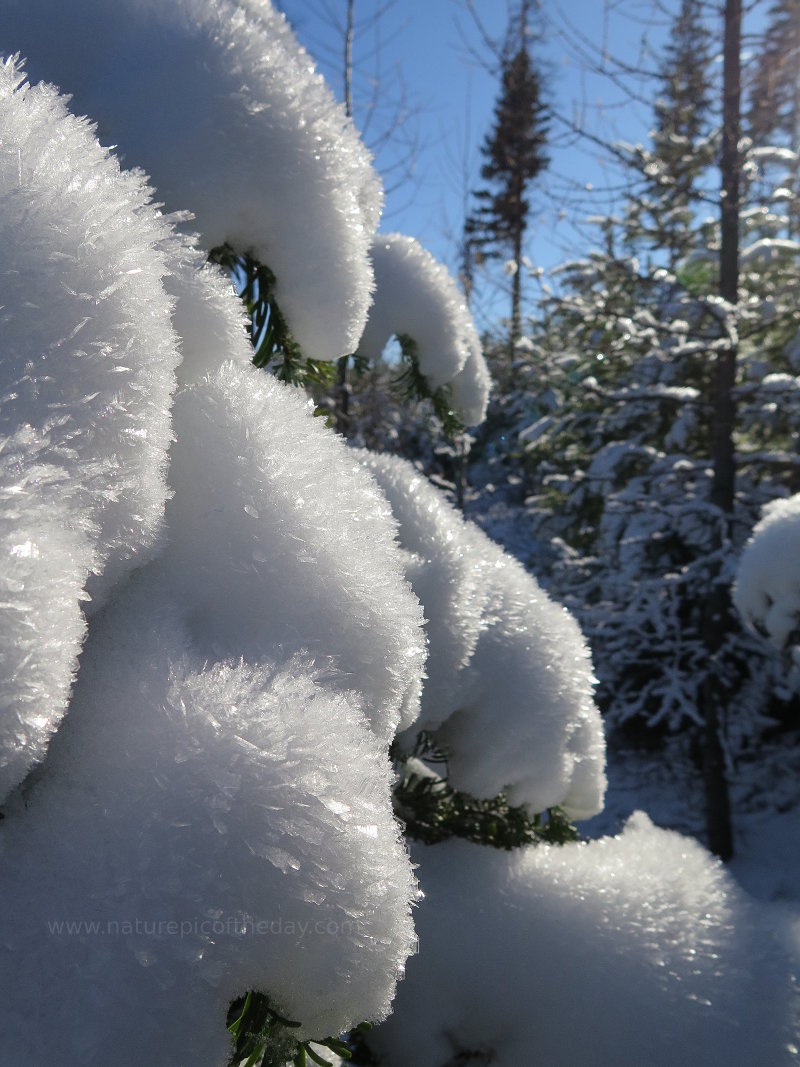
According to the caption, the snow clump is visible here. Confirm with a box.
[358,450,606,820]
[0,0,382,361]
[0,56,180,800]
[734,493,800,648]
[0,58,425,1061]
[366,813,800,1066]
[358,234,491,426]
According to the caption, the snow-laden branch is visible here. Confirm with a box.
[357,234,491,427]
[734,494,800,649]
[0,0,382,361]
[367,813,799,1066]
[0,56,181,800]
[359,451,606,820]
[0,59,425,1058]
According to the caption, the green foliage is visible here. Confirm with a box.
[208,244,339,393]
[227,991,371,1067]
[394,333,465,441]
[208,248,467,440]
[392,732,578,849]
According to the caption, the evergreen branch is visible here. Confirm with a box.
[393,333,465,441]
[392,731,578,849]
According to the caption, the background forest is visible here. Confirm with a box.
[302,0,800,868]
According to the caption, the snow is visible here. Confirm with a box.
[748,145,799,166]
[734,494,800,648]
[0,57,180,799]
[0,0,382,361]
[358,451,606,820]
[357,234,491,426]
[740,238,800,265]
[0,577,418,1063]
[366,814,800,1066]
[166,359,427,746]
[0,53,428,1058]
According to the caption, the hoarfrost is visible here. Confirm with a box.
[0,578,418,1062]
[0,54,426,1057]
[0,0,382,360]
[166,356,427,744]
[0,57,179,799]
[367,814,800,1066]
[357,234,491,426]
[359,451,606,820]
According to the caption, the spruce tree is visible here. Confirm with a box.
[644,0,715,264]
[748,0,800,148]
[467,1,548,347]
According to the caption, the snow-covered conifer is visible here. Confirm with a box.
[0,54,425,1061]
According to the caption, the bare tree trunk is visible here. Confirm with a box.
[511,217,522,350]
[335,0,356,437]
[700,0,740,862]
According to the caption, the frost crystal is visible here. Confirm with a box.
[358,234,491,426]
[0,0,383,360]
[359,451,606,819]
[0,54,426,1057]
[0,57,180,799]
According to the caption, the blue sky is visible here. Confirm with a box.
[276,1,702,327]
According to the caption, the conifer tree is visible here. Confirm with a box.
[467,1,548,347]
[747,0,800,239]
[644,0,715,264]
[748,0,800,148]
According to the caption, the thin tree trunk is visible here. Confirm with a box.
[335,0,356,436]
[700,0,740,862]
[511,221,522,350]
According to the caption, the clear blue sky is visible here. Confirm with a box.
[276,1,723,328]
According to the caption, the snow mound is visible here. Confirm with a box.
[167,359,426,745]
[0,575,418,1064]
[0,57,179,799]
[358,235,491,426]
[367,814,800,1066]
[0,0,382,360]
[358,451,606,819]
[734,494,800,648]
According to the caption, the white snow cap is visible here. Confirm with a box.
[734,494,800,648]
[0,271,426,1059]
[358,451,606,820]
[0,0,383,361]
[0,53,427,1055]
[358,234,491,426]
[367,815,800,1066]
[0,57,180,799]
[0,576,418,1063]
[166,361,427,745]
